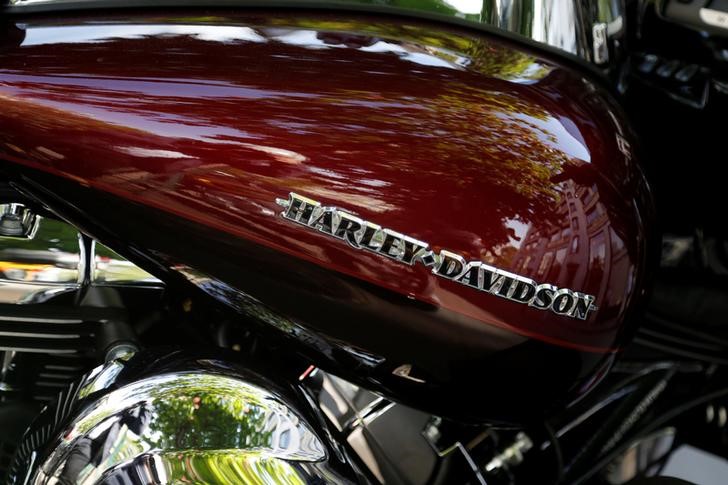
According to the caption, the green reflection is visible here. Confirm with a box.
[93,242,159,283]
[159,450,306,485]
[147,384,274,451]
[267,17,551,81]
[0,217,78,253]
[0,217,79,283]
[74,374,281,452]
[56,372,324,484]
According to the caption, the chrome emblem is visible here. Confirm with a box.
[276,193,596,320]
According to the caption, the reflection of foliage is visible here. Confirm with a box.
[66,373,320,484]
[148,388,273,451]
[305,79,568,250]
[160,451,306,485]
[461,39,551,81]
[360,0,477,19]
[268,17,551,81]
[150,11,551,81]
[0,217,78,253]
[3,14,578,261]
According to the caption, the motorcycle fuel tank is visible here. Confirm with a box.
[0,10,653,423]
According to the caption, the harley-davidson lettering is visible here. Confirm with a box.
[276,193,597,320]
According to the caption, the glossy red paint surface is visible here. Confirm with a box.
[0,13,650,355]
[0,11,656,421]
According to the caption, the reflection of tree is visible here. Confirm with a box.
[271,17,551,81]
[133,375,320,484]
[55,372,324,484]
[404,83,566,241]
[146,377,273,451]
[2,16,582,265]
[59,401,306,484]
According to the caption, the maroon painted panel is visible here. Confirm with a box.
[0,12,650,358]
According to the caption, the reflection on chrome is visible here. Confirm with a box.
[93,242,160,284]
[0,203,40,239]
[480,0,624,64]
[0,205,160,303]
[605,427,676,484]
[0,205,81,303]
[8,0,625,64]
[15,359,330,484]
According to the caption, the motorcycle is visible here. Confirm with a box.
[0,0,726,483]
